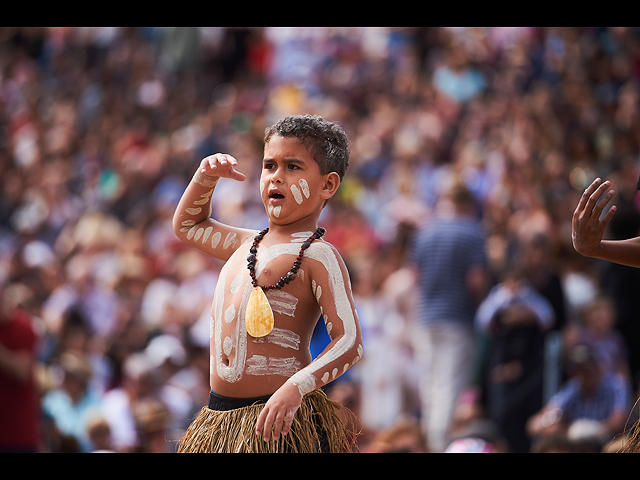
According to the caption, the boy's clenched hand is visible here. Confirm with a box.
[200,153,246,182]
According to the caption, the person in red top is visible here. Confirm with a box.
[0,292,40,452]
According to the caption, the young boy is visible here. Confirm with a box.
[173,115,363,453]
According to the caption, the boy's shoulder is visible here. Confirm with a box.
[304,239,348,270]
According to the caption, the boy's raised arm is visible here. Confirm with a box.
[173,154,256,261]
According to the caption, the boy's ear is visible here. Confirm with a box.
[320,172,341,201]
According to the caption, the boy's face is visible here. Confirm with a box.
[261,135,335,227]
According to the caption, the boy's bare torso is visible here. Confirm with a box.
[210,231,329,398]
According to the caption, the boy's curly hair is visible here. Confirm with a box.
[264,114,350,180]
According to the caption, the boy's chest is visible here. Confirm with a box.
[215,243,319,333]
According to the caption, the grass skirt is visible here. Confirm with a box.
[177,389,358,453]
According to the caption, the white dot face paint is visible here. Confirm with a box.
[290,184,303,204]
[299,179,310,199]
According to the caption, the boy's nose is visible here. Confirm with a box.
[270,168,284,184]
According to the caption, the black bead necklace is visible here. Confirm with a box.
[247,227,326,291]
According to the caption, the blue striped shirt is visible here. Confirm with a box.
[412,216,487,326]
[549,372,632,423]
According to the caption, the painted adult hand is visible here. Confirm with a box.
[200,153,246,182]
[572,178,617,257]
[255,381,302,443]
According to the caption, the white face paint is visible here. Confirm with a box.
[290,184,303,204]
[299,179,310,199]
[273,206,281,218]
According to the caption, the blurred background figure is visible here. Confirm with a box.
[0,283,40,452]
[410,182,489,452]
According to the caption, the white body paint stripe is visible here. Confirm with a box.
[246,355,302,377]
[251,327,301,351]
[266,289,298,317]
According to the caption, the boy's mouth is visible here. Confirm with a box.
[268,190,285,202]
[270,193,284,199]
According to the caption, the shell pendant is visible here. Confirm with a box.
[245,287,274,338]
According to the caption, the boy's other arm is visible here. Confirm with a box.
[173,154,256,262]
[255,243,363,442]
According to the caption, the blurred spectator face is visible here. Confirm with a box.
[584,297,616,337]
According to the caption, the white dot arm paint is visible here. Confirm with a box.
[289,243,363,396]
[173,166,258,262]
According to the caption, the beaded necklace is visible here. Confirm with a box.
[245,227,326,338]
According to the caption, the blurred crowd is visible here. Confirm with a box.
[2,27,640,453]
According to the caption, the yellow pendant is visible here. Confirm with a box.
[245,287,274,338]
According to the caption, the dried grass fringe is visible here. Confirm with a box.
[176,389,359,453]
